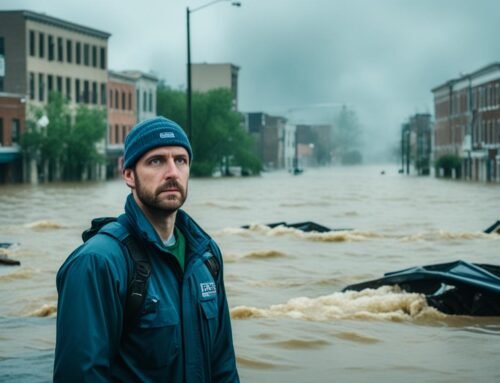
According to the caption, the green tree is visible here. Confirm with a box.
[22,92,106,181]
[157,85,261,176]
[64,106,107,180]
[22,92,71,181]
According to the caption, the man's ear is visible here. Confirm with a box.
[123,168,136,189]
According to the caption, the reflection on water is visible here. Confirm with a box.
[0,166,499,382]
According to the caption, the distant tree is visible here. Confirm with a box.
[22,92,71,181]
[157,85,261,176]
[435,154,461,178]
[64,106,107,180]
[22,92,106,181]
[332,105,362,164]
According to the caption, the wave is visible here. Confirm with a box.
[334,331,381,344]
[0,268,34,282]
[196,202,247,210]
[401,231,499,241]
[236,356,287,370]
[230,286,445,322]
[268,338,330,349]
[231,224,382,242]
[29,303,57,317]
[24,220,64,229]
[218,225,498,243]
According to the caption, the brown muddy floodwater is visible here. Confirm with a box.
[0,165,499,382]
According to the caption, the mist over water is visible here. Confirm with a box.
[0,165,499,382]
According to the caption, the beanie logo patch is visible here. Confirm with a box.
[160,132,175,139]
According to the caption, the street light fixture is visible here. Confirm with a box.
[186,0,241,146]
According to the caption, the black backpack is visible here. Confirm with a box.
[82,217,220,329]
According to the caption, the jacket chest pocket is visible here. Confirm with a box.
[199,296,218,345]
[128,297,180,369]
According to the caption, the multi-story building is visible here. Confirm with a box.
[119,70,158,123]
[0,92,25,183]
[245,112,289,170]
[106,71,136,177]
[0,10,110,182]
[192,63,239,110]
[400,113,432,176]
[432,62,500,182]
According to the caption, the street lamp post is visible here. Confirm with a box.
[186,0,241,145]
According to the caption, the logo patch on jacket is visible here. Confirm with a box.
[200,282,217,298]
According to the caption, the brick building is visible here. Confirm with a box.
[432,63,500,182]
[0,93,25,182]
[106,71,136,176]
[0,10,110,182]
[119,70,158,123]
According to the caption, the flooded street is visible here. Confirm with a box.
[1,165,499,382]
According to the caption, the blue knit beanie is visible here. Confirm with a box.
[123,116,192,169]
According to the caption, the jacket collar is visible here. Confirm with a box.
[122,193,211,256]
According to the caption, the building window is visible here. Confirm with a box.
[114,90,118,109]
[48,35,54,61]
[11,119,20,145]
[57,37,63,62]
[29,30,35,56]
[109,89,113,108]
[115,125,120,144]
[92,81,97,104]
[92,46,97,67]
[38,73,45,101]
[83,80,89,103]
[66,77,72,100]
[122,91,126,110]
[0,118,3,145]
[76,42,81,64]
[84,44,90,66]
[75,79,81,103]
[149,91,153,112]
[57,76,63,93]
[39,32,45,58]
[100,83,106,105]
[48,74,53,94]
[143,91,147,111]
[128,92,132,110]
[100,47,106,69]
[66,40,72,63]
[136,89,139,112]
[29,72,35,100]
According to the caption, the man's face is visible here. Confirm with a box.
[124,146,190,214]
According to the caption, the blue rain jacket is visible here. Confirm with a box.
[54,194,240,382]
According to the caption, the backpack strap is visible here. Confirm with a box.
[84,218,151,330]
[204,254,220,281]
[121,235,151,329]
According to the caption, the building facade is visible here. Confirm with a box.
[0,93,25,183]
[0,10,110,183]
[245,112,289,170]
[432,63,500,182]
[106,71,136,177]
[192,63,239,110]
[400,113,432,176]
[120,70,158,123]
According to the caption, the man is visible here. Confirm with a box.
[54,116,240,382]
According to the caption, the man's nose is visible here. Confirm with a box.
[163,157,179,178]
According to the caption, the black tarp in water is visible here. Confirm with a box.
[343,260,500,316]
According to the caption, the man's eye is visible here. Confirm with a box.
[175,157,188,165]
[148,158,162,166]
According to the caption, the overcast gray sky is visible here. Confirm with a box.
[2,0,499,159]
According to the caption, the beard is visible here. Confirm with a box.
[133,170,188,214]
